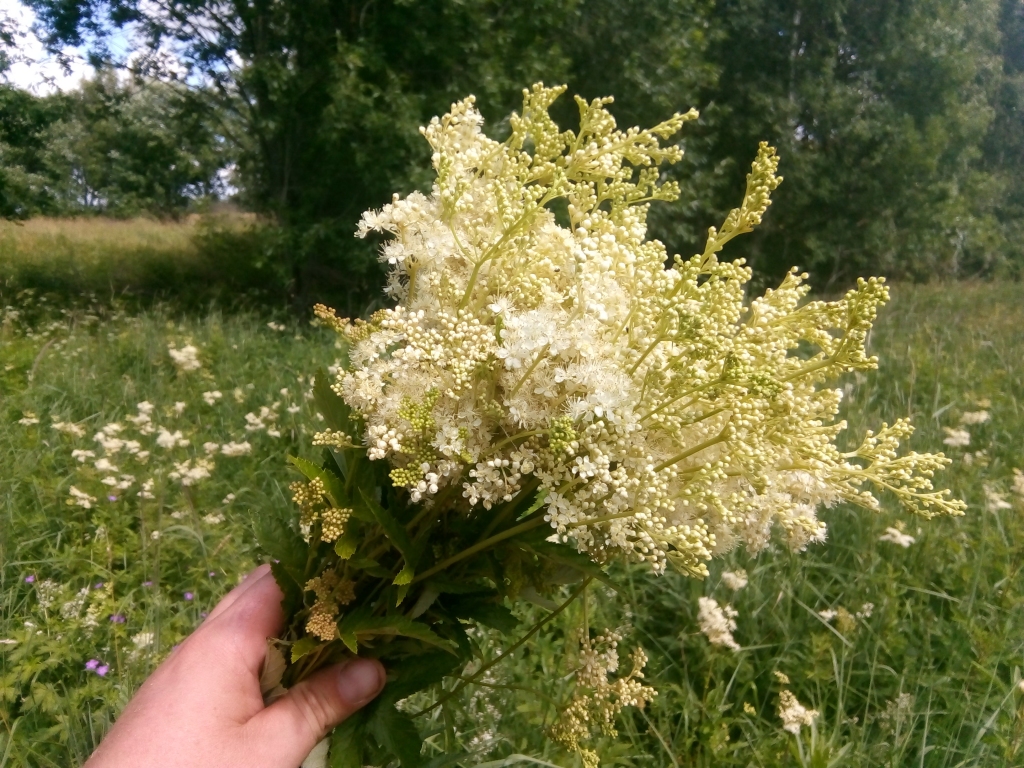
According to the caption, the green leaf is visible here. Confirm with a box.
[334,532,358,560]
[291,636,322,663]
[357,488,416,563]
[329,709,368,768]
[347,557,391,578]
[393,563,414,586]
[252,511,307,585]
[516,487,549,521]
[525,540,620,594]
[336,612,456,654]
[289,455,348,509]
[338,631,358,654]
[314,368,357,434]
[366,704,424,768]
[382,652,461,702]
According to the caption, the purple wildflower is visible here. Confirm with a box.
[142,581,153,587]
[94,582,105,589]
[85,659,100,671]
[200,612,209,618]
[184,592,194,601]
[208,571,217,577]
[107,495,118,502]
[109,614,126,624]
[96,665,109,677]
[24,575,35,584]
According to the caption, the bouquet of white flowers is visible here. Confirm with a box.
[255,84,963,767]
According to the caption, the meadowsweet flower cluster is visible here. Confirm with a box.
[275,85,963,767]
[323,83,963,581]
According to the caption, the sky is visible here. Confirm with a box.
[0,0,95,93]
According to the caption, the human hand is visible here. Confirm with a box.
[85,564,386,768]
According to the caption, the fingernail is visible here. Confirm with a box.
[337,659,385,707]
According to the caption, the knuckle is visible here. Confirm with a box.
[291,682,337,739]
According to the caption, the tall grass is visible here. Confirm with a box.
[2,280,1022,766]
[0,216,284,310]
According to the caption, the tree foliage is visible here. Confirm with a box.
[10,0,1024,304]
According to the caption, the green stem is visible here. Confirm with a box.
[411,515,549,584]
[413,579,591,717]
[652,427,730,473]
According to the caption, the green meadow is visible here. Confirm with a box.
[2,238,1023,766]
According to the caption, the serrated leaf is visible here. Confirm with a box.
[339,631,358,654]
[347,557,390,578]
[314,368,357,434]
[253,512,307,588]
[336,613,456,654]
[382,652,461,702]
[289,455,348,509]
[330,709,368,768]
[335,534,358,560]
[393,564,414,586]
[525,540,620,594]
[366,704,424,768]
[357,488,416,561]
[516,488,549,521]
[291,636,322,663]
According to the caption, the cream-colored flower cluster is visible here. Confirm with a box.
[325,83,964,578]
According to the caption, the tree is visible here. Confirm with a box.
[682,0,1006,287]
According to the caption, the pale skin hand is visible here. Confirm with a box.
[85,564,385,768]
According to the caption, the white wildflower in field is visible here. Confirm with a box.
[138,478,155,499]
[960,410,990,425]
[287,405,301,414]
[222,493,236,504]
[267,428,281,438]
[168,458,214,486]
[220,441,252,457]
[156,428,188,449]
[203,441,220,455]
[68,486,96,509]
[267,321,286,331]
[942,427,971,448]
[71,449,95,462]
[856,602,874,619]
[202,390,223,406]
[173,401,187,416]
[697,596,740,650]
[17,413,39,426]
[818,609,838,621]
[1013,469,1024,496]
[984,484,1012,511]
[879,527,915,547]
[232,387,245,403]
[52,421,86,438]
[778,690,818,735]
[202,512,225,525]
[168,343,201,371]
[132,631,155,648]
[93,457,119,473]
[721,569,748,590]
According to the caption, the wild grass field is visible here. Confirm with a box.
[2,272,1023,767]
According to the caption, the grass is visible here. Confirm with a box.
[0,216,285,310]
[2,276,1023,767]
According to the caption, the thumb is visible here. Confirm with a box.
[247,658,386,766]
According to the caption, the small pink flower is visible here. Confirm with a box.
[109,614,126,624]
[96,665,109,677]
[142,581,153,587]
[107,495,118,502]
[85,659,100,671]
[24,575,35,584]
[184,592,194,601]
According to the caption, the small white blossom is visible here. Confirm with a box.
[156,428,188,449]
[959,410,990,425]
[778,690,818,735]
[202,512,225,525]
[721,569,748,591]
[173,401,187,416]
[168,344,201,371]
[17,413,39,426]
[878,527,915,548]
[72,449,96,463]
[942,427,971,448]
[697,597,740,651]
[69,486,96,509]
[202,390,223,406]
[220,441,252,457]
[52,421,86,438]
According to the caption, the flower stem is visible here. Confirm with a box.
[413,578,591,717]
[411,514,549,584]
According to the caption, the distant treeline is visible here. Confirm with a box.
[3,0,1023,310]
